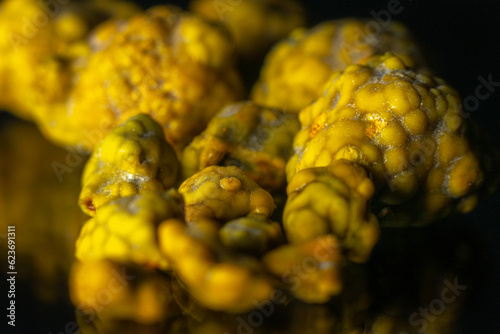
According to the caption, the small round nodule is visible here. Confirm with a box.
[219,177,242,192]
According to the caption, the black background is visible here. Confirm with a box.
[2,1,500,333]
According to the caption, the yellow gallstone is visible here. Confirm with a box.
[158,218,274,313]
[403,109,428,134]
[414,83,437,113]
[426,168,446,190]
[288,53,487,230]
[382,55,407,70]
[385,80,421,115]
[284,160,379,263]
[251,19,425,113]
[306,121,367,164]
[365,114,388,139]
[336,68,372,108]
[362,144,382,164]
[219,177,242,192]
[104,235,129,257]
[337,106,360,121]
[182,102,299,193]
[377,122,408,147]
[355,83,387,113]
[3,1,495,316]
[334,146,363,163]
[0,0,139,142]
[437,132,468,166]
[179,166,275,223]
[405,138,437,175]
[63,5,243,153]
[79,114,179,216]
[384,148,408,174]
[75,190,183,270]
[433,93,448,116]
[447,153,481,198]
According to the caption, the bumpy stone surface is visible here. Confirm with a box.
[179,165,276,223]
[75,190,183,270]
[182,101,300,193]
[79,114,179,216]
[251,19,424,113]
[288,53,485,226]
[284,160,379,263]
[159,218,274,313]
[39,5,243,152]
